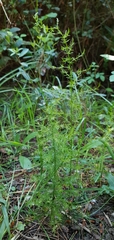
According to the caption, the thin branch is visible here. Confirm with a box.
[0,0,11,24]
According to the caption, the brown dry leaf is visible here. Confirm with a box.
[99,222,104,234]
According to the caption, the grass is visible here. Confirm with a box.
[0,81,114,238]
[0,14,114,238]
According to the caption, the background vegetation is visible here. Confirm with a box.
[0,0,114,239]
[0,0,114,88]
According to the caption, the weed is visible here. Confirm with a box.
[0,10,114,239]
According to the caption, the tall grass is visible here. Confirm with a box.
[0,13,114,238]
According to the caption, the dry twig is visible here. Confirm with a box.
[0,0,11,24]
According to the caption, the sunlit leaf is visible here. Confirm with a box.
[19,48,29,57]
[100,54,114,61]
[17,69,30,80]
[109,74,114,82]
[20,62,28,67]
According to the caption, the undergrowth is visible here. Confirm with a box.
[0,13,114,240]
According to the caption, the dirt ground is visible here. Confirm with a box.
[14,196,114,240]
[1,151,114,240]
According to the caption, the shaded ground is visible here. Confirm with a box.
[12,196,114,240]
[1,150,114,240]
[9,193,114,240]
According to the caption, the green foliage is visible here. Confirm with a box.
[0,193,10,240]
[100,172,114,196]
[0,14,59,87]
[19,155,32,169]
[0,5,114,237]
[1,0,114,83]
[81,62,105,85]
[101,54,114,83]
[1,80,114,232]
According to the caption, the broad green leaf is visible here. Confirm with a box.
[15,39,24,47]
[109,74,114,82]
[100,54,114,61]
[41,12,57,21]
[19,48,29,57]
[20,62,28,67]
[46,12,57,18]
[85,139,102,149]
[100,75,105,81]
[10,27,20,33]
[16,221,25,231]
[17,69,30,80]
[106,87,113,93]
[72,71,77,81]
[0,30,7,38]
[106,173,114,190]
[19,156,32,169]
